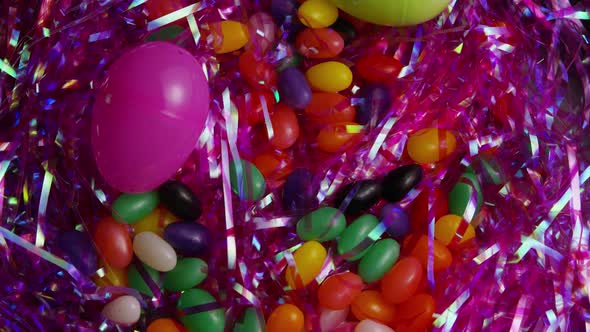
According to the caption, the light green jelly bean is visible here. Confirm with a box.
[163,258,208,292]
[296,207,346,242]
[178,289,225,332]
[337,214,379,261]
[233,307,265,332]
[448,171,483,219]
[112,191,159,224]
[229,160,266,201]
[358,238,400,283]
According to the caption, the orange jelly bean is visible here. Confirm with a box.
[94,262,127,287]
[305,92,356,124]
[147,318,186,332]
[435,214,476,247]
[296,28,345,59]
[267,304,304,332]
[317,122,361,153]
[407,128,457,164]
[237,90,276,126]
[318,272,364,310]
[381,257,423,304]
[405,235,452,272]
[211,21,250,54]
[94,217,133,269]
[351,290,396,325]
[252,151,293,180]
[394,293,435,332]
[239,50,277,90]
[269,104,300,149]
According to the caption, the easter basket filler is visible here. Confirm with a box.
[0,0,589,331]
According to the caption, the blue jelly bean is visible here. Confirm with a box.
[278,67,312,109]
[56,230,97,275]
[356,84,392,125]
[282,168,317,212]
[380,203,410,239]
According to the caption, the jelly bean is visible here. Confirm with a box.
[278,67,312,109]
[271,0,297,22]
[247,13,277,56]
[237,89,276,126]
[394,293,435,332]
[317,122,361,153]
[305,92,356,124]
[94,263,128,287]
[331,17,357,43]
[229,160,267,201]
[164,221,211,257]
[337,214,379,261]
[234,307,265,332]
[434,214,475,246]
[253,150,293,180]
[286,241,327,289]
[298,0,339,28]
[239,51,277,90]
[269,104,300,149]
[405,235,452,272]
[355,54,402,83]
[128,263,161,296]
[283,168,318,212]
[146,0,183,20]
[94,217,133,269]
[112,191,159,224]
[133,231,177,272]
[381,164,424,202]
[380,204,410,239]
[296,207,345,242]
[177,289,225,332]
[355,319,395,332]
[147,318,186,332]
[56,231,97,276]
[334,180,382,215]
[296,28,344,59]
[102,295,141,325]
[158,181,202,221]
[409,188,448,232]
[448,171,483,220]
[356,84,392,126]
[407,128,457,164]
[133,207,178,236]
[146,25,184,42]
[320,307,349,331]
[318,272,363,310]
[164,258,208,292]
[380,257,423,304]
[351,290,396,325]
[358,238,400,283]
[266,304,304,332]
[211,21,250,54]
[306,61,353,92]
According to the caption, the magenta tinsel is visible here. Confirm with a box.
[0,0,589,331]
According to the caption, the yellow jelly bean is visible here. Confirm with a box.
[212,21,250,54]
[434,214,475,246]
[298,0,339,28]
[407,128,457,164]
[94,262,128,287]
[306,61,353,93]
[286,241,327,289]
[133,207,178,236]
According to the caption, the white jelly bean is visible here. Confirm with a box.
[102,295,141,325]
[133,231,177,272]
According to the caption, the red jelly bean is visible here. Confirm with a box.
[317,122,361,153]
[146,0,183,21]
[237,90,276,126]
[269,104,300,149]
[305,92,356,124]
[318,272,364,310]
[94,217,133,269]
[296,28,345,59]
[409,188,448,232]
[394,293,436,332]
[404,235,453,272]
[351,290,397,325]
[355,54,402,83]
[239,50,277,90]
[252,151,293,180]
[381,257,423,304]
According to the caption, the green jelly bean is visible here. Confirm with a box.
[296,207,346,242]
[337,214,379,261]
[112,191,159,224]
[163,258,208,292]
[128,263,161,296]
[178,289,225,332]
[448,171,483,220]
[229,160,266,201]
[146,25,184,42]
[233,307,265,332]
[358,238,400,283]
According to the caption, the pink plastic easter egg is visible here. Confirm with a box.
[92,42,209,193]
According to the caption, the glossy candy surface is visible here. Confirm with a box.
[381,257,423,304]
[233,307,265,332]
[163,258,208,291]
[147,318,186,332]
[337,214,380,261]
[133,231,177,272]
[56,231,97,276]
[164,221,211,257]
[306,61,353,92]
[94,263,127,287]
[355,54,402,83]
[381,164,424,202]
[296,206,345,242]
[112,191,159,224]
[239,51,277,90]
[266,304,304,332]
[394,293,436,332]
[305,92,356,124]
[380,204,410,239]
[298,0,339,28]
[317,122,361,153]
[318,272,364,309]
[269,104,300,149]
[94,217,133,269]
[278,67,312,109]
[406,234,452,272]
[355,319,395,332]
[128,263,161,296]
[238,90,276,126]
[320,307,349,331]
[286,241,327,289]
[351,290,396,324]
[282,168,317,212]
[334,180,382,215]
[177,289,225,332]
[132,207,178,236]
[252,151,293,180]
[212,21,250,54]
[407,128,457,164]
[358,238,400,283]
[158,181,202,221]
[435,214,475,246]
[229,160,267,201]
[448,171,483,220]
[296,28,344,59]
[102,295,141,325]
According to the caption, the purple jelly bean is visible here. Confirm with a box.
[278,67,312,109]
[56,230,97,276]
[271,0,297,22]
[356,84,392,125]
[164,221,211,257]
[282,168,318,212]
[380,204,410,239]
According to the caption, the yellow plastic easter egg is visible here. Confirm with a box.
[212,21,250,54]
[94,262,128,287]
[306,61,353,93]
[286,241,327,289]
[133,207,178,236]
[330,0,450,27]
[298,0,339,28]
[434,214,475,246]
[407,128,456,164]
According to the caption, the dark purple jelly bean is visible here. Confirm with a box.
[282,168,317,212]
[159,181,202,221]
[356,84,392,125]
[278,67,312,109]
[164,221,211,257]
[271,0,297,22]
[334,180,382,215]
[56,230,97,276]
[380,204,410,238]
[381,164,423,202]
